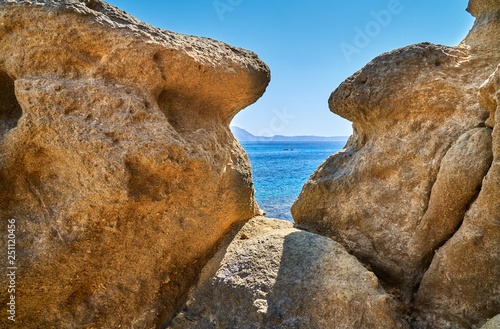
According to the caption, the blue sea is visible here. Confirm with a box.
[240,141,347,221]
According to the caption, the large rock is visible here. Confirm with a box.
[412,64,500,329]
[168,217,410,329]
[292,0,500,302]
[0,0,269,327]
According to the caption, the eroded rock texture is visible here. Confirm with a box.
[168,217,410,329]
[413,64,500,329]
[0,0,269,327]
[292,0,500,328]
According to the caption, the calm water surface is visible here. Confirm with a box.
[241,141,347,221]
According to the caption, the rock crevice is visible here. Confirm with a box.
[2,0,499,328]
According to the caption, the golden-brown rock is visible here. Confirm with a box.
[292,1,499,303]
[168,217,410,329]
[413,64,500,329]
[0,0,269,327]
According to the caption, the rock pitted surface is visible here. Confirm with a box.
[292,0,500,328]
[0,0,269,327]
[2,0,498,328]
[168,217,410,329]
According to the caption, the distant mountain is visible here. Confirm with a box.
[230,126,349,142]
[230,126,261,141]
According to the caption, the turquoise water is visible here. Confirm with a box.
[241,141,347,221]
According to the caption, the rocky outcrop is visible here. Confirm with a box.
[413,64,500,329]
[292,0,500,327]
[3,0,498,328]
[168,217,410,329]
[0,0,269,327]
[293,43,493,295]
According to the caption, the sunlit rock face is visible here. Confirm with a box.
[0,0,269,327]
[413,63,500,329]
[292,0,500,328]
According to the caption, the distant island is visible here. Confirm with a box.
[231,126,349,142]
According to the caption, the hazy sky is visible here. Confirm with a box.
[108,0,474,137]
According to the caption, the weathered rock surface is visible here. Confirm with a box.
[292,0,500,303]
[292,0,500,327]
[0,0,269,327]
[168,217,410,329]
[413,64,500,329]
[480,315,500,329]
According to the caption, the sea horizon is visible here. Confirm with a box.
[240,140,347,221]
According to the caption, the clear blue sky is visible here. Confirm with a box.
[107,0,474,137]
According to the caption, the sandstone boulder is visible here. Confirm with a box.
[292,0,500,303]
[412,64,500,329]
[168,217,410,329]
[0,0,269,327]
